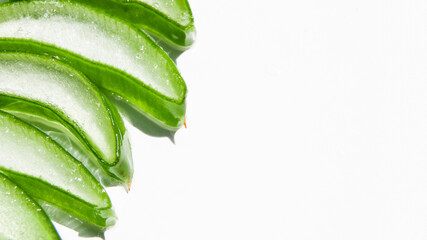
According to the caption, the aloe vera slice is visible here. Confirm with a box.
[3,0,196,49]
[0,110,116,231]
[0,172,61,240]
[0,0,187,130]
[0,53,133,187]
[62,0,196,49]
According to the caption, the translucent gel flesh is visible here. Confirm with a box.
[0,56,116,162]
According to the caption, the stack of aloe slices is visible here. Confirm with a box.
[0,0,194,238]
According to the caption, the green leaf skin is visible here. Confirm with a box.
[0,173,61,240]
[0,110,116,231]
[0,53,133,188]
[0,0,187,131]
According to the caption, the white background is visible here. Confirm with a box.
[60,0,427,239]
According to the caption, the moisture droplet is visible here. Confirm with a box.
[180,12,189,22]
[153,2,160,9]
[136,53,143,59]
[16,27,23,35]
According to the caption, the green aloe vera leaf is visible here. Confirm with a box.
[0,0,187,131]
[8,0,195,49]
[0,110,116,231]
[70,0,196,50]
[0,172,61,240]
[0,52,133,188]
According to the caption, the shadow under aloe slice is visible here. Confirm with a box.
[0,52,133,188]
[0,110,116,233]
[0,172,61,240]
[0,0,187,131]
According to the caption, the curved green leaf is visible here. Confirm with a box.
[72,0,196,49]
[0,0,187,130]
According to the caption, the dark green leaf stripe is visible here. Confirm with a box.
[3,169,115,230]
